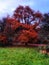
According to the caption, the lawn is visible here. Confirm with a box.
[0,47,49,65]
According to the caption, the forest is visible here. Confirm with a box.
[0,6,49,46]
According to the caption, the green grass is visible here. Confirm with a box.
[0,47,49,65]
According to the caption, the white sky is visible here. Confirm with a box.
[0,0,34,18]
[0,0,49,18]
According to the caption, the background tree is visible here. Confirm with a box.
[38,13,49,44]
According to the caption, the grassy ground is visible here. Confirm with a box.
[0,47,49,65]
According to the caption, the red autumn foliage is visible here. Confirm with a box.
[3,17,39,45]
[17,30,38,43]
[0,6,43,46]
[0,33,7,44]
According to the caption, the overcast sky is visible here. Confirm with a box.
[0,0,49,18]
